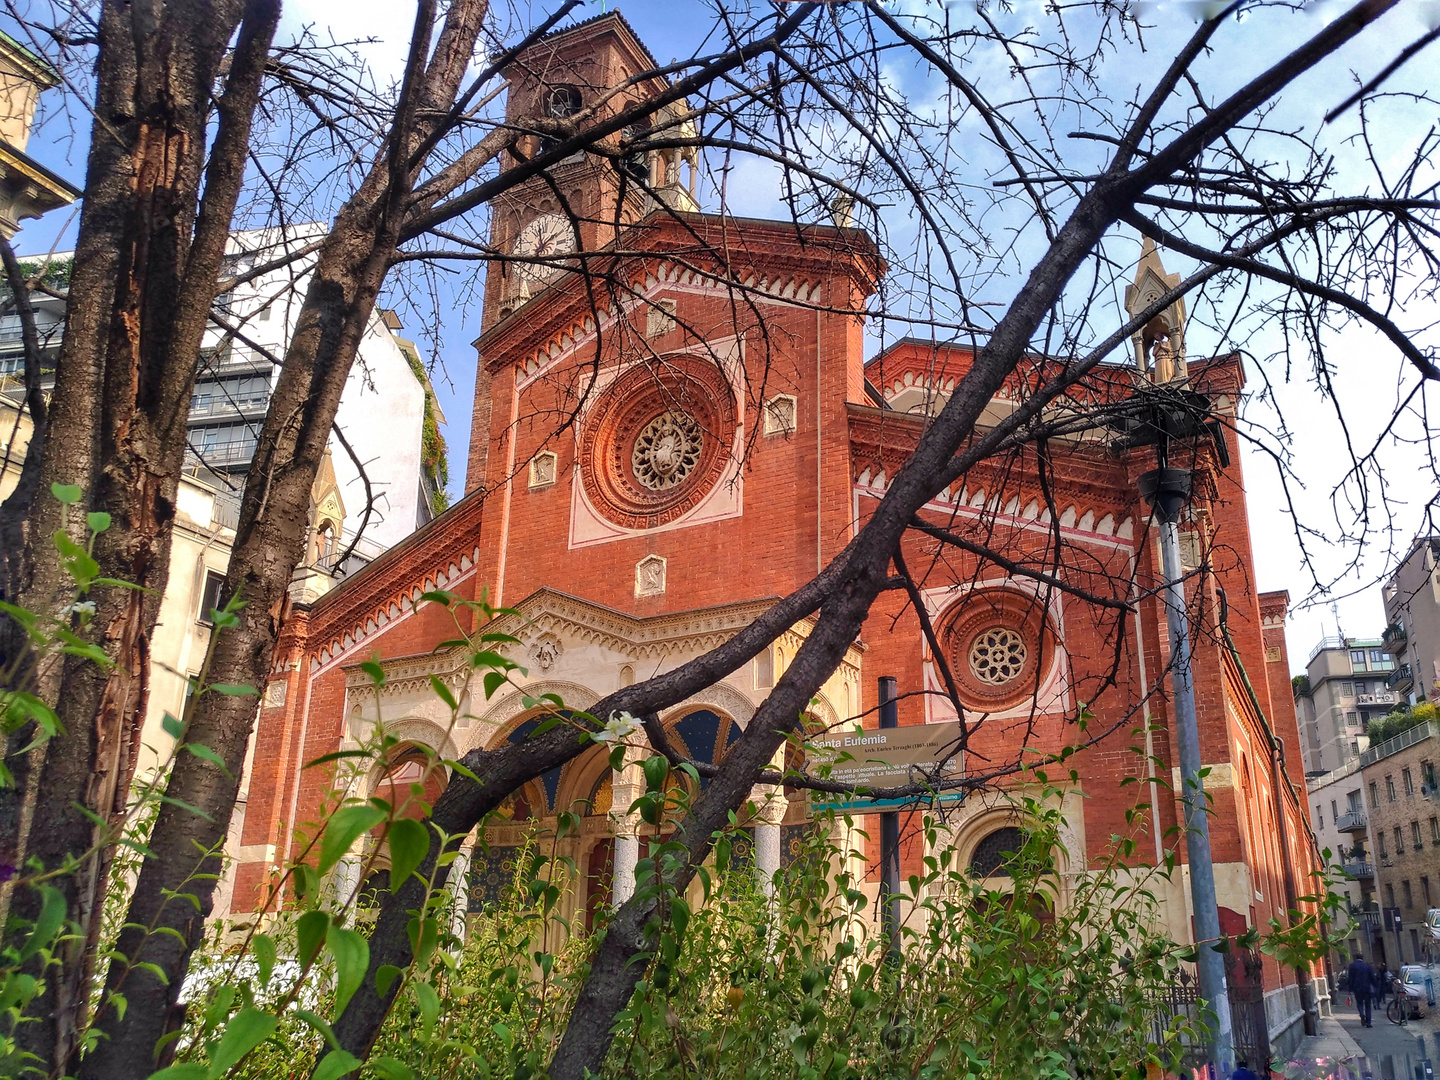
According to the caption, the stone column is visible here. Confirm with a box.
[447,839,474,949]
[332,854,362,913]
[610,743,645,907]
[612,834,640,905]
[751,745,789,899]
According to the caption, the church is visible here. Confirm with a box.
[226,11,1325,1061]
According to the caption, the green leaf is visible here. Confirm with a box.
[297,910,330,968]
[209,683,258,697]
[53,530,99,586]
[370,1056,418,1080]
[144,1066,207,1080]
[205,1008,277,1076]
[386,818,430,891]
[642,755,669,794]
[482,670,506,700]
[184,743,232,777]
[327,925,369,1018]
[162,713,184,740]
[413,980,441,1040]
[311,1050,363,1080]
[50,482,81,504]
[21,886,66,961]
[318,805,386,876]
[359,659,386,687]
[428,674,458,710]
[375,964,403,997]
[253,934,276,985]
[418,590,453,607]
[86,511,111,534]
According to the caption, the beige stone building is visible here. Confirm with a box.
[1381,537,1440,705]
[1294,636,1398,775]
[1358,720,1440,967]
[0,30,77,237]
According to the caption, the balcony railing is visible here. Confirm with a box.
[1343,860,1375,879]
[1336,810,1368,832]
[184,441,256,467]
[1389,664,1415,692]
[1384,622,1409,653]
[188,394,270,420]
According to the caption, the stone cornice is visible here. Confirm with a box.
[847,404,1138,528]
[477,211,878,371]
[488,587,785,661]
[341,645,472,698]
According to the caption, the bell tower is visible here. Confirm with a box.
[1124,236,1187,384]
[482,11,698,329]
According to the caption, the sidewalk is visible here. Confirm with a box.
[1282,1014,1367,1078]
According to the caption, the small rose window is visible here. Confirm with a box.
[940,588,1056,712]
[968,627,1028,685]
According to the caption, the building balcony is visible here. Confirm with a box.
[1336,809,1368,833]
[188,394,270,421]
[1383,622,1409,655]
[184,442,255,469]
[1389,664,1415,693]
[1344,860,1375,880]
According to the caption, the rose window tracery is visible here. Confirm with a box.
[939,588,1057,712]
[968,627,1028,685]
[578,357,737,531]
[632,411,702,490]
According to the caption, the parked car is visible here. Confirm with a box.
[1396,965,1433,1017]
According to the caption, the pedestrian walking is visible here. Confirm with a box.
[1376,962,1391,1004]
[1348,954,1376,1027]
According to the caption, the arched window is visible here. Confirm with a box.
[545,85,581,119]
[619,124,649,183]
[969,826,1025,878]
[539,86,581,156]
[375,750,447,819]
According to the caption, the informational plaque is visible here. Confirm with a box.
[807,721,965,810]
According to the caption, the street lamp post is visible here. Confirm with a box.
[1139,465,1235,1075]
[878,676,901,966]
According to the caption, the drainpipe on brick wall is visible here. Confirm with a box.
[1218,587,1319,1037]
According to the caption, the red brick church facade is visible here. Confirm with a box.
[228,11,1325,1054]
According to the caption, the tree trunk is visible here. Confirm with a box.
[4,2,280,1072]
[78,4,509,1073]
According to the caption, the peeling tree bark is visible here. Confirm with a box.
[0,2,281,1072]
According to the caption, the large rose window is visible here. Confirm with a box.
[939,588,1056,712]
[579,358,737,530]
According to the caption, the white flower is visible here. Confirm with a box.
[593,710,642,744]
[61,600,97,619]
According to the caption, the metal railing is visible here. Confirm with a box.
[1388,664,1415,691]
[184,441,255,467]
[1145,978,1271,1073]
[188,394,270,419]
[1343,860,1375,879]
[1335,809,1368,832]
[1383,622,1408,651]
[1359,720,1437,767]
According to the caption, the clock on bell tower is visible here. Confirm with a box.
[481,10,697,328]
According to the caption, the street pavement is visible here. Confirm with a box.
[1328,972,1440,1079]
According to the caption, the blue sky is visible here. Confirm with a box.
[11,1,1440,674]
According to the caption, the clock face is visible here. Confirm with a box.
[513,213,575,293]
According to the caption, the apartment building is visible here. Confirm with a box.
[1307,762,1378,968]
[1382,537,1440,706]
[0,226,447,553]
[1295,636,1399,775]
[1361,721,1440,967]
